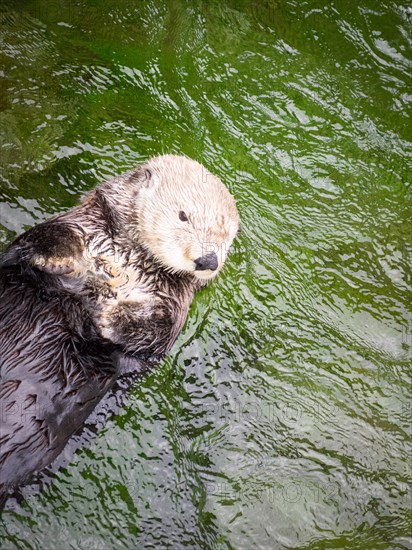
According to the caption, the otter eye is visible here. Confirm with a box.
[179,211,189,222]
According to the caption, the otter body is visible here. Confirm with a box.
[0,155,239,506]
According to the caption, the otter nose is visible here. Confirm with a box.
[194,252,218,272]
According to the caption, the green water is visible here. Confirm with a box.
[0,0,411,548]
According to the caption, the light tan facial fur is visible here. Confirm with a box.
[135,155,240,282]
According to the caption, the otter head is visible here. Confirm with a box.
[134,155,240,282]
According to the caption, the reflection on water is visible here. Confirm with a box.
[0,0,411,548]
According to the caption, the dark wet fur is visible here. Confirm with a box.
[0,264,121,507]
[0,168,198,509]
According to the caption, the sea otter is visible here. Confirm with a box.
[0,154,239,506]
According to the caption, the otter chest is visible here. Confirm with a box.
[92,252,153,303]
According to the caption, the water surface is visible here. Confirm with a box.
[0,1,411,548]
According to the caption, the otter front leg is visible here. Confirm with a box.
[1,222,85,275]
[96,299,176,357]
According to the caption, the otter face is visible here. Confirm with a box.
[135,155,240,282]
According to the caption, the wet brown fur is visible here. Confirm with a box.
[0,155,240,506]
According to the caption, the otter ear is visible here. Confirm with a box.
[132,166,160,189]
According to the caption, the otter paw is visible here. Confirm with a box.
[94,301,117,341]
[31,254,75,275]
